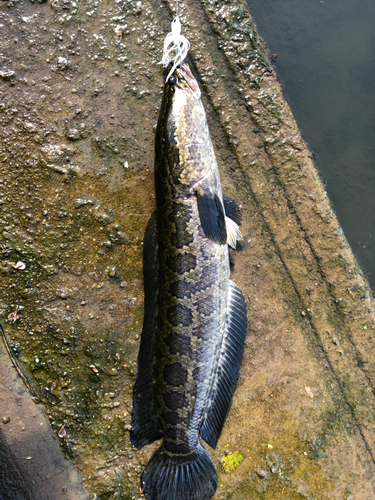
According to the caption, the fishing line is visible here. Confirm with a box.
[161,1,190,81]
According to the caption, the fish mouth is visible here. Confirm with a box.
[175,65,201,99]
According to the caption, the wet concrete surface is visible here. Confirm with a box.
[1,0,375,498]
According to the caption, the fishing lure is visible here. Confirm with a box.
[161,16,190,82]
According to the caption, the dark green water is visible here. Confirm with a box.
[247,0,375,291]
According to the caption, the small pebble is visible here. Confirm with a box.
[66,128,80,141]
[2,416,10,424]
[108,267,117,277]
[255,467,268,479]
[58,424,67,438]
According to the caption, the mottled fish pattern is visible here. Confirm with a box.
[131,64,248,500]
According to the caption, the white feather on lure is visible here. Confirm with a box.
[161,16,190,82]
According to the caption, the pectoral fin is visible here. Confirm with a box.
[223,194,242,225]
[225,216,242,249]
[197,190,227,244]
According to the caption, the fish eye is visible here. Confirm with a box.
[169,76,177,86]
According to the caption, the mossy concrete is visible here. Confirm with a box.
[1,0,375,498]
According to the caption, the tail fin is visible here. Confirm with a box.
[141,443,218,500]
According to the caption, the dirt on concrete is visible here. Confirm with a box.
[1,0,375,498]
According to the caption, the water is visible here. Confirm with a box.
[247,0,375,291]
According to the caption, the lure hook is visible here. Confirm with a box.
[161,16,190,82]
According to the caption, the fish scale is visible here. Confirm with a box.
[157,196,229,455]
[130,63,247,500]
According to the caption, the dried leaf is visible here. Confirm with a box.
[12,261,26,270]
[8,310,20,323]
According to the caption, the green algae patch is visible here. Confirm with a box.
[221,450,244,473]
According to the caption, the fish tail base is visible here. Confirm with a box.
[141,443,218,500]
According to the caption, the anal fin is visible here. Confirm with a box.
[200,281,247,449]
[130,212,162,448]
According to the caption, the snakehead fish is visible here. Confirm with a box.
[130,63,247,500]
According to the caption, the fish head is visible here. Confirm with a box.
[156,64,213,190]
[171,64,201,100]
